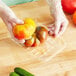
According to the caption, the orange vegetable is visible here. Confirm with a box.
[13,18,36,40]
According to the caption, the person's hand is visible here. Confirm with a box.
[0,1,25,43]
[47,0,69,37]
[48,11,68,37]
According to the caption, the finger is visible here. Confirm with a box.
[58,23,68,37]
[12,36,25,44]
[3,18,13,31]
[8,16,24,26]
[8,21,16,27]
[54,22,61,37]
[48,24,55,36]
[12,18,24,25]
[48,24,55,31]
[18,39,25,44]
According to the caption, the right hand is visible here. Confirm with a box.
[47,0,69,37]
[48,11,68,37]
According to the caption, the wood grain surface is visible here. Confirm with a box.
[0,0,76,76]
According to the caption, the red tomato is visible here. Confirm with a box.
[32,38,40,47]
[24,37,34,47]
[61,0,76,14]
[36,26,48,43]
[24,34,36,47]
[73,11,76,25]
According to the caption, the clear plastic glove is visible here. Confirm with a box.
[48,10,68,37]
[0,1,25,43]
[47,0,69,37]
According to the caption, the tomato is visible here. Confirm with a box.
[36,26,48,43]
[61,0,76,14]
[24,34,35,47]
[24,26,48,47]
[32,38,40,47]
[24,37,34,47]
[13,18,36,40]
[73,11,76,24]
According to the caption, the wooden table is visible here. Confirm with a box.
[0,0,76,76]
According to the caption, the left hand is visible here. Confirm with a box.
[0,1,25,43]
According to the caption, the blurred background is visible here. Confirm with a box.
[2,0,37,6]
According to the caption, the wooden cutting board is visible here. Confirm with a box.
[0,0,76,76]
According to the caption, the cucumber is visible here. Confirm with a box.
[14,67,34,76]
[10,72,20,76]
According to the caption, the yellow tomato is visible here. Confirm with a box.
[13,18,36,40]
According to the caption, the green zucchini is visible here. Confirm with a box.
[10,72,20,76]
[14,67,34,76]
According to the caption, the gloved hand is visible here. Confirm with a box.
[47,0,68,37]
[0,0,25,43]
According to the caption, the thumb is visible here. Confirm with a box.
[12,18,24,25]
